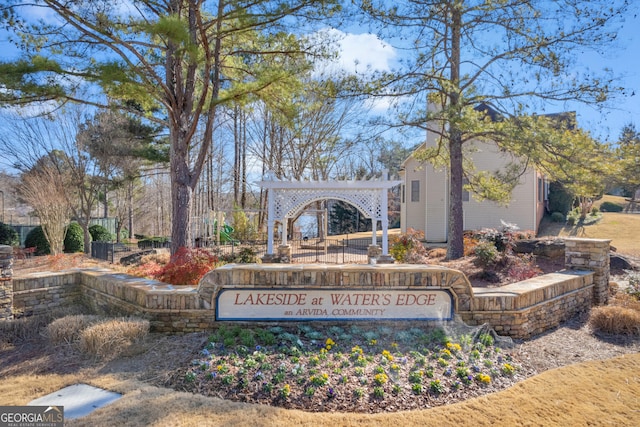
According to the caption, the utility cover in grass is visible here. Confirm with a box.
[29,383,122,420]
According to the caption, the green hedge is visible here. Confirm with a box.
[599,201,623,212]
[89,224,113,242]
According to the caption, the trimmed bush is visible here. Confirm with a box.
[550,212,565,223]
[0,222,18,246]
[24,226,50,255]
[599,201,623,212]
[64,222,85,253]
[566,208,580,225]
[89,224,113,242]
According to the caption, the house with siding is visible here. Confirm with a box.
[399,106,566,242]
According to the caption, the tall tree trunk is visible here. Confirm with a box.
[103,183,109,218]
[170,132,193,254]
[241,109,247,209]
[446,3,464,260]
[233,106,240,206]
[127,181,134,240]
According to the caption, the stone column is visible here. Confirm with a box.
[367,244,382,264]
[0,245,14,320]
[277,244,292,263]
[564,238,611,305]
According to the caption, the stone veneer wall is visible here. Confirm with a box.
[77,269,216,333]
[4,237,609,339]
[564,238,611,306]
[457,271,594,338]
[11,265,594,339]
[0,279,12,320]
[12,272,83,317]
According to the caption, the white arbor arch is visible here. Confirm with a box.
[258,172,402,259]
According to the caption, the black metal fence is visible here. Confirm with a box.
[91,241,171,264]
[91,237,371,264]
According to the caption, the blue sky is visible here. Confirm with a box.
[331,10,640,143]
[1,5,639,144]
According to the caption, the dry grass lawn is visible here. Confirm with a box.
[1,352,639,427]
[538,195,640,258]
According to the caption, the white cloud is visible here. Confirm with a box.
[314,28,397,76]
[335,31,396,74]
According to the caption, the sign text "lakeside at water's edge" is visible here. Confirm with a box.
[216,288,453,321]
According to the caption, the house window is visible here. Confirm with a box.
[462,178,470,202]
[538,178,543,202]
[411,180,420,202]
[401,185,405,203]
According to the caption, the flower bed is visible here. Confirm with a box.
[171,323,530,413]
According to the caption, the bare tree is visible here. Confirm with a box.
[18,161,71,254]
[0,107,102,253]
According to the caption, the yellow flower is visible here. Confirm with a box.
[446,342,462,352]
[440,348,452,359]
[374,373,389,385]
[351,345,363,356]
[476,373,491,385]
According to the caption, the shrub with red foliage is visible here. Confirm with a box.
[505,254,542,281]
[156,247,218,286]
[127,259,166,281]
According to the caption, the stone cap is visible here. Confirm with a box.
[0,245,13,255]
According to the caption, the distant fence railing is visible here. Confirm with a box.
[91,241,170,264]
[91,237,371,264]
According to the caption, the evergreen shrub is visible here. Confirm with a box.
[474,241,499,267]
[64,222,85,253]
[599,201,623,212]
[89,224,113,242]
[25,226,50,255]
[550,212,565,222]
[0,222,18,246]
[547,182,574,215]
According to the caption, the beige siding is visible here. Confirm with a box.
[401,138,546,240]
[401,156,427,234]
[425,163,448,242]
[462,140,538,232]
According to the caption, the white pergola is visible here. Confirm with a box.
[258,172,402,258]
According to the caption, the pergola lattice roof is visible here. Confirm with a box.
[258,173,402,257]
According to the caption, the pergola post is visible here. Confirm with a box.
[266,189,275,256]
